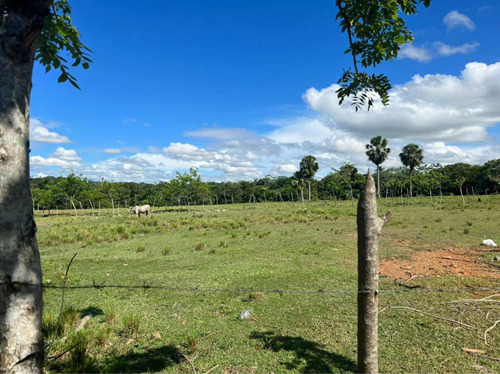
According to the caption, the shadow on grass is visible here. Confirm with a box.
[104,344,181,373]
[250,331,356,373]
[79,306,104,317]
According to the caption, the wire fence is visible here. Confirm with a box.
[4,281,499,295]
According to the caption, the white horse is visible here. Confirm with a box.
[129,204,151,217]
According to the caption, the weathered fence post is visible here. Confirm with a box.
[357,171,391,374]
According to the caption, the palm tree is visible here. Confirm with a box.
[399,143,424,197]
[365,136,390,198]
[298,156,319,201]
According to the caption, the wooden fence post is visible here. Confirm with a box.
[357,171,391,374]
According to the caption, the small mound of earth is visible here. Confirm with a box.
[380,248,500,280]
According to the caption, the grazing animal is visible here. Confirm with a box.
[129,204,151,217]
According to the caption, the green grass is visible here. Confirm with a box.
[38,199,500,373]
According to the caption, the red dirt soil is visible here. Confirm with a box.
[379,248,500,280]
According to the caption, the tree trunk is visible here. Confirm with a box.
[109,192,115,216]
[69,198,78,216]
[409,170,413,198]
[376,165,381,199]
[0,2,50,372]
[357,172,391,374]
[89,200,95,216]
[459,186,465,205]
[308,180,311,201]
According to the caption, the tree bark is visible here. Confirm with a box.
[376,165,381,199]
[69,197,77,216]
[0,2,50,372]
[357,171,391,374]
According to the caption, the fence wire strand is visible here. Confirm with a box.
[3,281,500,296]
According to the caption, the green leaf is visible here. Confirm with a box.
[58,72,68,83]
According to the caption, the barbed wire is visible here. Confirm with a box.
[3,281,500,295]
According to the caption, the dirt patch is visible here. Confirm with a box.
[380,248,500,280]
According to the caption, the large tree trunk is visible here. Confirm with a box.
[0,2,50,372]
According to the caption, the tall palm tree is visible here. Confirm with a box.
[366,136,390,198]
[399,143,424,197]
[299,155,319,201]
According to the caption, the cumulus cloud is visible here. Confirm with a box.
[444,10,475,31]
[30,119,71,143]
[279,163,298,174]
[29,63,500,182]
[30,147,82,168]
[304,62,500,143]
[186,128,281,157]
[163,143,214,161]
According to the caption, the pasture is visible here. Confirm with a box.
[38,198,500,373]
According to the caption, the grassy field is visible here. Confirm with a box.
[37,198,500,373]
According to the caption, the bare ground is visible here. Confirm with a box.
[380,247,500,280]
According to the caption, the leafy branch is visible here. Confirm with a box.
[335,0,432,110]
[35,0,92,89]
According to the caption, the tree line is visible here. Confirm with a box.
[31,155,500,215]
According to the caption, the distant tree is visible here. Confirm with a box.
[484,159,500,191]
[291,177,306,205]
[55,173,88,216]
[399,143,424,197]
[335,163,359,202]
[455,176,467,205]
[365,136,390,198]
[98,180,118,215]
[297,155,319,201]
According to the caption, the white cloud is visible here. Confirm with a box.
[103,148,122,154]
[399,41,479,62]
[29,63,500,182]
[279,163,298,174]
[103,146,140,154]
[186,128,281,157]
[399,44,432,62]
[30,147,82,168]
[163,142,213,161]
[433,41,479,56]
[30,119,71,144]
[304,62,500,143]
[444,10,475,31]
[423,142,500,165]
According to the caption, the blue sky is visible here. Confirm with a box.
[30,0,500,182]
